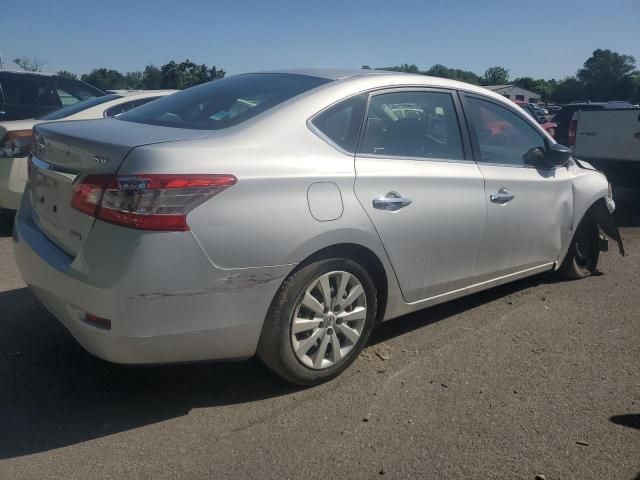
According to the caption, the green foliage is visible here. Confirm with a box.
[371,49,640,103]
[425,64,481,84]
[159,60,225,89]
[142,65,161,89]
[577,49,638,101]
[13,56,45,72]
[482,66,510,85]
[57,70,77,80]
[379,63,420,74]
[512,77,555,101]
[79,60,226,91]
[124,71,143,89]
[50,49,640,104]
[81,68,127,90]
[550,77,583,104]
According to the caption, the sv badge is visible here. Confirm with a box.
[92,155,110,164]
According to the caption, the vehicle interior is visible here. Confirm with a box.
[360,92,464,160]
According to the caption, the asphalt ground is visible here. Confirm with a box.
[0,188,638,480]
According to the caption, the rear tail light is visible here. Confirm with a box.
[71,174,236,231]
[1,129,33,158]
[568,119,577,146]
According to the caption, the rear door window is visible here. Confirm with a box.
[311,94,366,152]
[359,90,465,160]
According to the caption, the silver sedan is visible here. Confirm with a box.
[14,69,624,384]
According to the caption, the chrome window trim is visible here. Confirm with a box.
[355,152,477,165]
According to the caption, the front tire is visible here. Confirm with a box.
[557,216,600,279]
[257,258,377,385]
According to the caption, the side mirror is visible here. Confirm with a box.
[523,146,546,166]
[546,143,572,167]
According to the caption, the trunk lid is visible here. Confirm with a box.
[29,118,209,256]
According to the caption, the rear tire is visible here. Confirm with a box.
[257,258,377,385]
[557,216,600,279]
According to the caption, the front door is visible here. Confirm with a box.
[354,89,486,303]
[462,94,574,279]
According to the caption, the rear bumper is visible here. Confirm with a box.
[13,197,291,364]
[0,156,28,210]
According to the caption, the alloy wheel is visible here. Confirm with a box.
[290,270,367,369]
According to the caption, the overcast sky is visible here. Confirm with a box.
[2,0,639,80]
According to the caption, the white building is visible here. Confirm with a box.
[484,85,541,104]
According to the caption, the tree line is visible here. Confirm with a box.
[11,49,639,104]
[363,49,640,104]
[57,60,226,90]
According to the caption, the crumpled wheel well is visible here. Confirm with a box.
[585,197,625,256]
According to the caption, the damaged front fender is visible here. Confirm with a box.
[590,197,625,256]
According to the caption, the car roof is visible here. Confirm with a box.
[0,70,58,77]
[563,102,606,107]
[105,89,178,97]
[249,68,518,102]
[254,68,396,81]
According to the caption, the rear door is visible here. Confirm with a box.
[461,93,574,280]
[354,88,486,303]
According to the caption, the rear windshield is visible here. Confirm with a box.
[39,94,122,120]
[117,73,332,130]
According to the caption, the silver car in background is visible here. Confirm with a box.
[13,69,624,384]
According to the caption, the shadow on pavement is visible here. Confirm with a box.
[370,272,554,345]
[610,414,640,430]
[0,209,15,238]
[0,182,635,459]
[0,270,552,459]
[0,287,301,459]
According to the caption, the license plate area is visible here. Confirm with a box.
[32,170,61,226]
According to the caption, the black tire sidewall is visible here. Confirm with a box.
[560,217,600,279]
[260,258,377,385]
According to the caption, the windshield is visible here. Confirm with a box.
[117,73,332,130]
[39,94,122,120]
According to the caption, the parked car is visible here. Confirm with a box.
[554,101,636,146]
[570,108,640,188]
[0,70,104,121]
[515,101,556,137]
[14,70,623,385]
[547,105,561,114]
[604,100,637,109]
[0,90,176,210]
[529,103,548,116]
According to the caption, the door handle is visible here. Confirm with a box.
[489,188,515,204]
[372,191,412,211]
